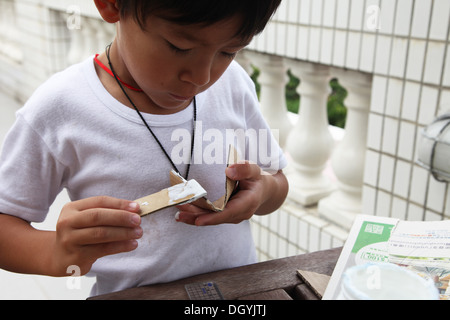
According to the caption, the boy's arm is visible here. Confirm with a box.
[0,196,142,277]
[176,162,289,226]
[0,214,56,275]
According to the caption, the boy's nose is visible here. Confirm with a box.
[179,59,212,87]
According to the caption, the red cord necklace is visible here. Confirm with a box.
[94,54,143,92]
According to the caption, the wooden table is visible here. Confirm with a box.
[90,247,342,300]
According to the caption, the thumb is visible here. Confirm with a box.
[225,162,261,181]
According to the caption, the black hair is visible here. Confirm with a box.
[115,0,282,40]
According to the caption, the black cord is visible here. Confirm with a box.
[105,43,196,179]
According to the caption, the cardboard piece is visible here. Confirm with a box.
[135,179,207,217]
[135,145,239,217]
[296,270,331,299]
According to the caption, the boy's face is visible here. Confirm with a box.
[114,14,250,113]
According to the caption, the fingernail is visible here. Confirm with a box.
[128,202,140,212]
[174,211,180,221]
[226,167,236,179]
[129,240,139,249]
[130,214,141,225]
[134,227,143,238]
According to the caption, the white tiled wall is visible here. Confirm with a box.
[0,0,101,102]
[248,0,450,222]
[251,201,347,261]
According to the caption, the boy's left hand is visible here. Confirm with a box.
[175,162,288,226]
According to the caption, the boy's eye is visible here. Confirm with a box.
[221,51,237,60]
[167,41,190,54]
[166,39,237,60]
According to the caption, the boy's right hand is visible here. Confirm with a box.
[52,196,142,276]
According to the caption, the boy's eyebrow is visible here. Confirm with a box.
[226,39,252,48]
[172,28,251,48]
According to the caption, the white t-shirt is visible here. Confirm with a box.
[0,57,287,296]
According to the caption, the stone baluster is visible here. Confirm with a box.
[318,69,372,230]
[248,52,292,148]
[235,51,253,75]
[284,61,335,206]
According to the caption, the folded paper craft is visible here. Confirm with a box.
[135,146,240,217]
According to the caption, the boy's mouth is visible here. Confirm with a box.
[169,93,194,102]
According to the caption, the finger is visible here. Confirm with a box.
[70,225,143,246]
[194,210,244,227]
[70,208,141,229]
[226,162,262,181]
[175,204,213,225]
[175,211,198,225]
[69,196,140,213]
[195,192,257,226]
[193,212,227,226]
[176,203,213,215]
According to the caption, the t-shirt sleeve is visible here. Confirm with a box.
[230,62,288,174]
[0,114,66,222]
[244,102,288,174]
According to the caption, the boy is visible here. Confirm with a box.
[0,0,288,296]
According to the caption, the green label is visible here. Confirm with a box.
[351,221,395,254]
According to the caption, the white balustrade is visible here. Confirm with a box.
[318,69,372,230]
[246,52,293,148]
[239,52,372,230]
[235,51,253,75]
[284,60,335,206]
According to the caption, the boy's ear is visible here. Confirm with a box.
[94,0,120,23]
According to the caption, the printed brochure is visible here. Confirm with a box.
[323,215,450,300]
